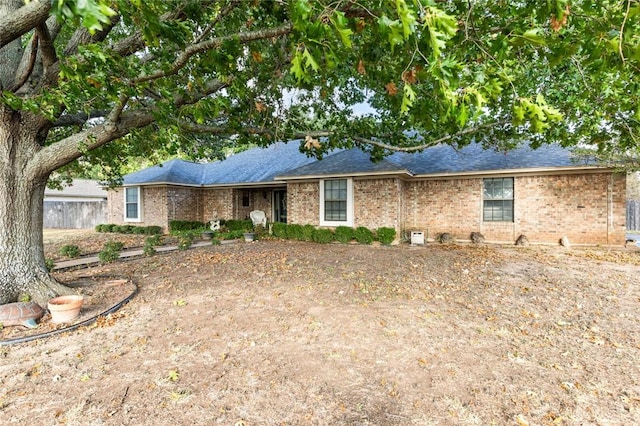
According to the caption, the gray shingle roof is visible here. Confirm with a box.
[276,148,408,178]
[123,141,319,186]
[389,143,587,175]
[123,141,596,187]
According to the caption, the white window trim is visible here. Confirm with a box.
[320,178,354,227]
[124,186,143,222]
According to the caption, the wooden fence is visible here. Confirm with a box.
[43,200,107,229]
[628,200,640,231]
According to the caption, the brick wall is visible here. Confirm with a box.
[109,171,626,245]
[107,186,169,229]
[287,182,319,225]
[166,186,202,223]
[353,178,402,230]
[403,172,626,245]
[511,172,626,244]
[202,188,233,222]
[403,178,481,240]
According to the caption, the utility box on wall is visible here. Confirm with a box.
[410,231,425,246]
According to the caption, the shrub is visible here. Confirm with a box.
[272,222,287,238]
[45,258,55,272]
[95,224,105,232]
[143,243,156,256]
[286,224,304,240]
[169,220,207,234]
[95,223,117,233]
[177,234,194,250]
[145,235,163,247]
[144,226,162,235]
[312,228,334,244]
[334,226,354,243]
[59,244,80,258]
[131,226,146,235]
[354,226,374,244]
[98,241,124,263]
[301,224,315,241]
[224,219,253,232]
[254,224,268,239]
[219,230,244,240]
[376,227,396,245]
[113,225,130,234]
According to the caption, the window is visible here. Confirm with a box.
[483,178,513,222]
[320,178,353,226]
[242,190,250,207]
[124,187,142,222]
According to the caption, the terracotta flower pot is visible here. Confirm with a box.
[48,295,84,324]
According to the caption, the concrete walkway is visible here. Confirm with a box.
[53,240,237,270]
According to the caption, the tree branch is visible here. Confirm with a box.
[7,31,38,92]
[133,23,293,84]
[63,13,120,57]
[51,110,110,128]
[353,121,510,152]
[28,109,155,178]
[0,0,50,48]
[36,23,56,69]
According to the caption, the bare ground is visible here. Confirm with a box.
[1,231,640,425]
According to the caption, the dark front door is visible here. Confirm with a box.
[273,190,287,223]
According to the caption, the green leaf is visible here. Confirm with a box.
[302,48,319,72]
[401,84,416,114]
[521,29,547,46]
[290,50,305,81]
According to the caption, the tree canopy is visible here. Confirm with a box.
[1,0,639,180]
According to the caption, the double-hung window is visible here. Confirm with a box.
[124,187,142,222]
[320,178,353,226]
[483,178,513,222]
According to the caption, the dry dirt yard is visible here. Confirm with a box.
[1,232,639,425]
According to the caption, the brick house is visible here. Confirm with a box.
[107,141,627,245]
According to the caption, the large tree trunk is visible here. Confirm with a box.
[0,107,72,305]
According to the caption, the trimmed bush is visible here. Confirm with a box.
[169,220,207,234]
[145,235,163,247]
[272,222,287,238]
[376,227,396,245]
[286,224,304,240]
[98,241,124,263]
[219,230,244,240]
[143,243,156,256]
[312,228,334,244]
[224,219,254,232]
[177,234,194,250]
[301,224,315,242]
[354,226,374,244]
[59,244,80,258]
[145,226,162,235]
[334,226,354,243]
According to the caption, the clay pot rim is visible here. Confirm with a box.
[48,295,84,306]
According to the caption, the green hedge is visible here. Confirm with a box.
[96,223,161,235]
[334,226,354,243]
[223,219,253,232]
[354,226,374,244]
[272,222,287,238]
[168,220,207,233]
[376,227,396,245]
[312,228,334,244]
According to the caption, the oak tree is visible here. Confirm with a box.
[0,0,638,304]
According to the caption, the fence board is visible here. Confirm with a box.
[43,201,107,229]
[628,200,640,231]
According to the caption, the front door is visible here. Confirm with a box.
[273,190,287,223]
